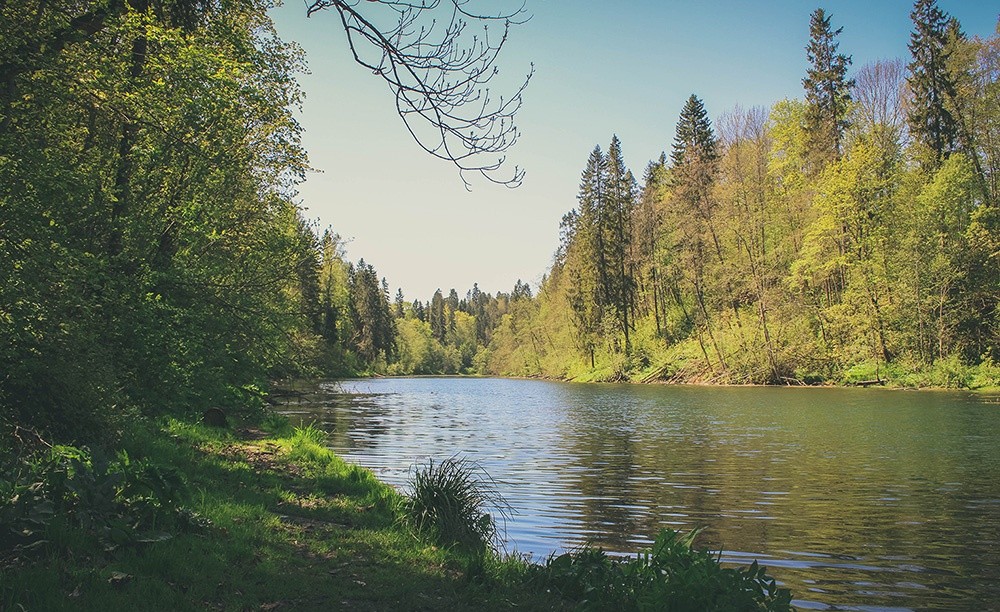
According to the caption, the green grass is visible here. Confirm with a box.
[2,417,792,610]
[403,456,511,555]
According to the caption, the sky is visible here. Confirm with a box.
[269,1,998,303]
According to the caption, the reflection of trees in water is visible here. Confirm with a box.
[278,379,1000,609]
[275,382,394,451]
[558,405,642,550]
[552,384,1000,608]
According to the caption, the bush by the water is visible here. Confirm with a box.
[532,527,792,611]
[403,456,511,554]
[0,431,208,565]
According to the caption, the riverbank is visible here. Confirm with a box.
[1,418,547,610]
[496,355,1000,392]
[1,417,791,611]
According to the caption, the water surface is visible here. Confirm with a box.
[276,377,1000,611]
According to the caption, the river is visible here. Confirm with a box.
[276,376,1000,611]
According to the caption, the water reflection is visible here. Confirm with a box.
[275,378,1000,610]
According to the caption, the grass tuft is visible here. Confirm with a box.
[403,456,511,555]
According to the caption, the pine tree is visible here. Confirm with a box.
[672,95,718,168]
[429,289,446,341]
[578,145,609,299]
[667,94,728,370]
[907,0,960,165]
[671,94,719,219]
[412,299,426,322]
[802,9,854,172]
[603,135,638,352]
[394,288,405,318]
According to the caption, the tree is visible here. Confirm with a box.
[1,0,529,187]
[347,260,396,364]
[667,95,726,370]
[602,135,638,353]
[802,8,854,172]
[672,95,718,168]
[429,289,446,341]
[716,105,789,382]
[907,0,960,165]
[305,0,532,186]
[853,58,907,154]
[566,146,608,364]
[1,0,323,437]
[945,19,1000,207]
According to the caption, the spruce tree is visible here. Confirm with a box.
[671,95,718,168]
[907,0,960,165]
[802,9,853,172]
[565,147,607,364]
[577,145,610,317]
[429,289,446,341]
[670,94,719,216]
[603,135,637,352]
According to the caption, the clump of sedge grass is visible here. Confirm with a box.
[287,423,330,464]
[403,456,511,555]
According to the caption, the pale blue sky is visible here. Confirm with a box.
[270,1,998,302]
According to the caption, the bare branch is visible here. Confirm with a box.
[306,0,531,188]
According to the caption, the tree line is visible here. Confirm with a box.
[4,0,998,445]
[1,0,537,442]
[481,1,999,386]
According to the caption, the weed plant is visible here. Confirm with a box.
[403,456,511,555]
[1,439,206,567]
[533,528,792,611]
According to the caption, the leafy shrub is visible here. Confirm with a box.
[969,357,1000,389]
[533,528,792,611]
[1,441,207,562]
[403,456,510,554]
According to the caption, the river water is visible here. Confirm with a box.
[276,377,1000,611]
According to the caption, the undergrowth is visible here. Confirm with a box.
[531,528,792,611]
[2,416,794,610]
[403,456,511,555]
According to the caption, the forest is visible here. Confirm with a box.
[3,0,1000,443]
[393,3,1000,388]
[0,1,995,608]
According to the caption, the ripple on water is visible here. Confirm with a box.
[278,377,1000,611]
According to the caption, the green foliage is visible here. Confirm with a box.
[403,456,510,555]
[470,11,1000,388]
[803,8,854,170]
[532,528,792,611]
[0,441,206,563]
[0,0,326,439]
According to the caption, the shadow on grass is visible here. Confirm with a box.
[2,424,509,611]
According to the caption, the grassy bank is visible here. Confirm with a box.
[2,417,791,610]
[555,350,1000,391]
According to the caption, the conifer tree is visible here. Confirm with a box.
[394,288,405,318]
[907,0,960,165]
[603,135,638,352]
[667,94,728,369]
[672,95,718,167]
[429,289,446,341]
[671,94,720,220]
[563,146,607,364]
[802,9,854,171]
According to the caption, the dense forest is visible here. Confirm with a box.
[401,3,1000,388]
[3,1,999,443]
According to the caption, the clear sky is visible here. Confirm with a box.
[269,1,998,303]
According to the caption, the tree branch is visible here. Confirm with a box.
[306,0,531,188]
